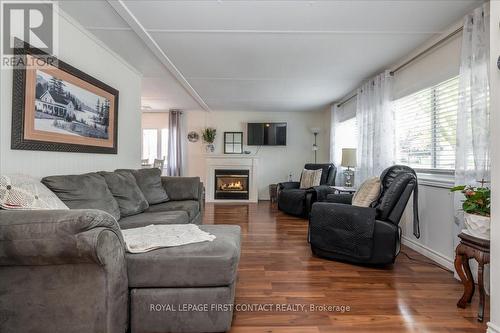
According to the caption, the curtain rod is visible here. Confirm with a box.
[336,26,463,108]
[389,26,463,76]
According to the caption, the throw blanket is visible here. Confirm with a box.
[121,224,216,253]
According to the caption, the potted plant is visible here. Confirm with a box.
[202,127,216,153]
[451,185,491,240]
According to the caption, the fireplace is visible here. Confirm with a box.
[214,169,249,200]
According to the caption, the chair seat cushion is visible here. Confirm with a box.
[146,200,199,219]
[118,211,189,230]
[126,225,241,288]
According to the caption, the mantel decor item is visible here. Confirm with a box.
[224,132,243,154]
[11,39,119,154]
[341,148,357,187]
[202,127,216,153]
[451,183,491,240]
[187,131,199,142]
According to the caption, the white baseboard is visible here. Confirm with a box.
[401,236,454,271]
[488,322,500,333]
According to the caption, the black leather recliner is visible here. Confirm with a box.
[308,165,420,265]
[278,163,337,218]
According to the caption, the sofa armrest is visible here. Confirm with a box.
[161,176,202,201]
[278,181,300,191]
[0,209,124,266]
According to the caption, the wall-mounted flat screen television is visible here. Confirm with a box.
[247,122,287,146]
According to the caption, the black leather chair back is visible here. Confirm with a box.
[304,163,337,186]
[373,165,420,238]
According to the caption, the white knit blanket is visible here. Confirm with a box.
[121,224,216,253]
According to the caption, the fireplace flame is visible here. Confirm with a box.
[221,181,244,191]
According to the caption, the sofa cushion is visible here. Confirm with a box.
[115,169,169,205]
[0,174,68,210]
[99,171,149,217]
[126,225,241,288]
[118,211,189,230]
[146,200,199,219]
[42,173,121,221]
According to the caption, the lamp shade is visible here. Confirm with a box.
[341,148,357,167]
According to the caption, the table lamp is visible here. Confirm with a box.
[341,148,357,187]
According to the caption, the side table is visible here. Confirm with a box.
[454,232,490,322]
[269,184,278,205]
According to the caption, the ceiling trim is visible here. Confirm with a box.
[106,0,211,111]
[147,29,442,35]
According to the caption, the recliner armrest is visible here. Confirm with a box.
[0,209,124,266]
[278,181,300,190]
[310,202,376,226]
[325,193,353,204]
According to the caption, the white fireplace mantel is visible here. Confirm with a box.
[205,155,259,203]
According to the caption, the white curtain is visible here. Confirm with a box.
[454,4,490,189]
[453,3,490,289]
[356,71,395,185]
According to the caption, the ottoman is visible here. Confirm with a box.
[126,225,241,333]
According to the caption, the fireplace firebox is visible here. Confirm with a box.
[214,169,249,200]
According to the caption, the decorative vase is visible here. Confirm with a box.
[463,212,490,240]
[205,143,215,153]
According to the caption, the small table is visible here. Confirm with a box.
[269,184,278,204]
[330,186,356,194]
[454,232,490,322]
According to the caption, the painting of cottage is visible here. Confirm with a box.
[34,70,110,139]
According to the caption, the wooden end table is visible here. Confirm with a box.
[454,232,490,322]
[269,184,278,204]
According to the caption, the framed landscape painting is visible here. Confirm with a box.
[11,40,119,154]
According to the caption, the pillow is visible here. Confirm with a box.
[98,171,149,217]
[115,168,169,205]
[352,177,381,207]
[0,174,69,210]
[299,169,323,189]
[42,173,121,221]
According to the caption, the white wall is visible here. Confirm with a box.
[0,8,142,178]
[488,2,500,332]
[184,109,331,199]
[400,185,456,270]
[142,112,169,129]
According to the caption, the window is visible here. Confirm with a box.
[142,128,168,165]
[142,129,158,163]
[334,117,358,163]
[395,77,459,172]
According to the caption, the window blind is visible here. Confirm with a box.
[395,76,459,172]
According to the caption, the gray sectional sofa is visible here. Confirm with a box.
[0,169,241,333]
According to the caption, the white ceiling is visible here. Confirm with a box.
[59,0,480,112]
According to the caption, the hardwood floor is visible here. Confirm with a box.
[203,201,489,333]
